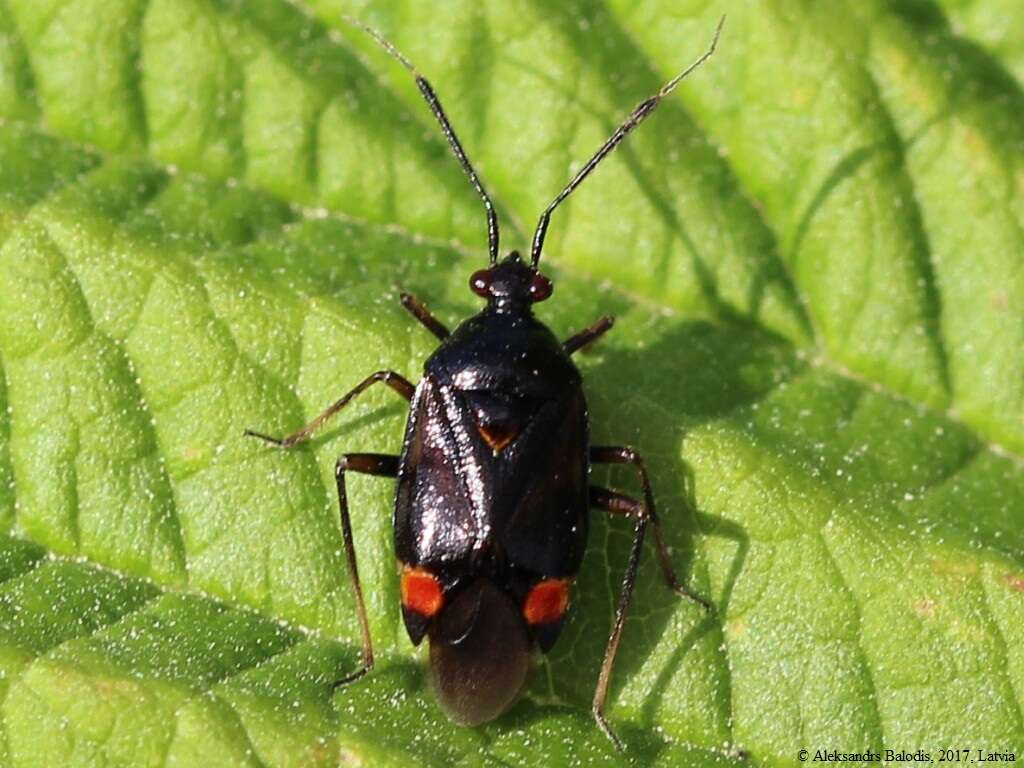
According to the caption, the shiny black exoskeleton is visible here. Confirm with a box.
[246,17,723,751]
[396,252,589,723]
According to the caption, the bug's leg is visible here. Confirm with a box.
[332,452,400,687]
[244,371,414,448]
[563,315,615,355]
[587,483,710,750]
[587,486,648,752]
[590,447,711,609]
[400,291,450,341]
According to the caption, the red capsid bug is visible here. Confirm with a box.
[245,15,724,751]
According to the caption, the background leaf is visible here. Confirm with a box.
[0,1,1022,766]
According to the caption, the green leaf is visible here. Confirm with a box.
[0,1,1021,766]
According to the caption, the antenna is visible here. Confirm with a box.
[530,16,725,268]
[347,18,501,264]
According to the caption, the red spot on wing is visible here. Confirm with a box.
[401,567,444,617]
[477,422,518,453]
[523,578,570,625]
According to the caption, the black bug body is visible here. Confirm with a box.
[396,279,589,617]
[246,17,723,750]
[396,256,590,722]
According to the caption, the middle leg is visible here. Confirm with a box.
[333,452,399,687]
[245,370,414,449]
[401,291,450,341]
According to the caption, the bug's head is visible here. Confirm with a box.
[426,578,531,725]
[470,251,552,311]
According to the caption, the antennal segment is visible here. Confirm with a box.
[346,17,501,264]
[529,16,724,269]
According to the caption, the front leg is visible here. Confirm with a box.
[401,291,450,341]
[564,315,614,354]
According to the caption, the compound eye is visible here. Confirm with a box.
[470,269,493,298]
[529,273,553,302]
